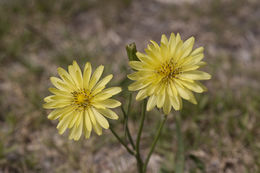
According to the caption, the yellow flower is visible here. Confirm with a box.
[128,33,211,114]
[43,61,121,140]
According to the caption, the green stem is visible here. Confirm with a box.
[175,114,184,173]
[127,93,132,115]
[143,114,167,173]
[121,94,135,150]
[126,94,136,150]
[121,106,127,135]
[135,99,147,173]
[110,127,135,156]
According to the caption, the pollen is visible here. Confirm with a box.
[72,89,92,109]
[156,60,182,81]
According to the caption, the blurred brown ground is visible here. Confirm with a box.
[0,0,259,172]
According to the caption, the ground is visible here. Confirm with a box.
[0,0,259,172]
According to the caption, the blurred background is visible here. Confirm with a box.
[0,0,259,172]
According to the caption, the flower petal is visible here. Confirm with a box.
[99,87,122,97]
[88,65,104,91]
[68,61,83,88]
[48,88,71,97]
[136,89,148,101]
[57,112,74,135]
[161,34,169,45]
[128,81,149,91]
[87,108,96,126]
[93,122,102,136]
[93,99,121,109]
[177,79,206,93]
[91,74,113,95]
[136,52,156,65]
[43,101,71,109]
[170,94,181,110]
[191,47,204,56]
[175,81,197,104]
[145,47,161,61]
[50,77,72,92]
[84,109,92,132]
[163,94,172,114]
[57,67,77,90]
[47,106,74,120]
[83,62,92,89]
[129,61,146,71]
[68,111,81,128]
[179,70,211,80]
[180,37,194,59]
[156,86,166,108]
[147,95,157,111]
[197,61,207,67]
[92,108,109,129]
[97,108,119,120]
[83,116,91,139]
[69,119,83,140]
[181,53,204,67]
[170,33,182,59]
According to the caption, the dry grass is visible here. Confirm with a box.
[0,0,259,172]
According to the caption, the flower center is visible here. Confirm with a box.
[72,89,92,109]
[156,60,182,81]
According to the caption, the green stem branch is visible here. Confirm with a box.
[110,127,135,156]
[143,114,167,173]
[121,94,135,150]
[175,114,184,173]
[135,99,147,173]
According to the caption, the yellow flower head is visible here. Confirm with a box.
[43,61,121,140]
[128,33,211,114]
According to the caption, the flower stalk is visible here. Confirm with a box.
[175,114,184,173]
[121,93,135,150]
[110,126,135,156]
[135,99,147,172]
[143,114,167,173]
